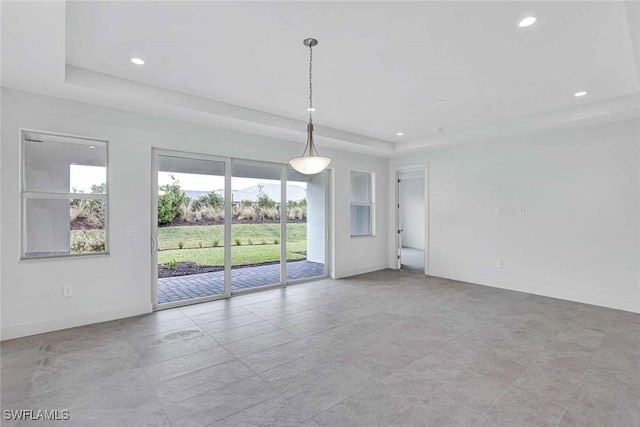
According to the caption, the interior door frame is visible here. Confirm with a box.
[151,148,232,310]
[394,164,429,274]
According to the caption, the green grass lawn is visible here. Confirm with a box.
[158,223,305,250]
[158,223,307,267]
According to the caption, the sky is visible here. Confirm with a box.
[69,166,305,193]
[70,165,106,192]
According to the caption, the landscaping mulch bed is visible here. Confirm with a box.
[70,218,103,230]
[158,259,306,278]
[158,262,223,278]
[160,218,306,227]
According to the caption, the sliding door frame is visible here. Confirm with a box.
[152,150,332,309]
[151,149,232,310]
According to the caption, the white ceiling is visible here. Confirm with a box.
[2,1,640,156]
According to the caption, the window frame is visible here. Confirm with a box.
[19,129,110,260]
[350,170,375,237]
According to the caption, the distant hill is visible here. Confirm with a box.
[185,183,306,203]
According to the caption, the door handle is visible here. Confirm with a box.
[151,235,157,254]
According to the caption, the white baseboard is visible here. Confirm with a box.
[1,303,153,341]
[335,263,389,279]
[426,270,640,314]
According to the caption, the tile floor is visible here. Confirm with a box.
[158,261,325,304]
[1,269,639,426]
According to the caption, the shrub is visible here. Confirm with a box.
[238,206,256,221]
[287,206,307,220]
[86,184,107,227]
[203,192,224,209]
[70,201,89,222]
[260,239,266,245]
[180,204,191,222]
[297,206,306,220]
[288,206,306,220]
[202,206,218,221]
[70,230,105,253]
[158,176,188,224]
[261,207,278,220]
[239,199,253,208]
[70,185,106,227]
[178,241,184,249]
[198,241,203,248]
[274,238,279,244]
[248,238,253,245]
[234,238,242,246]
[165,259,178,269]
[191,198,204,211]
[257,194,276,209]
[287,198,307,208]
[213,239,220,247]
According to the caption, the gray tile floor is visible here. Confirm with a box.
[2,269,639,426]
[158,261,325,304]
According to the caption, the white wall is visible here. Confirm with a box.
[0,88,389,339]
[306,173,326,264]
[392,119,640,314]
[400,174,425,250]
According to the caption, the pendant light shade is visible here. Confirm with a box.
[289,156,331,175]
[289,123,331,174]
[289,38,331,175]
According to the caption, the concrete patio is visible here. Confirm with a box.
[158,260,325,304]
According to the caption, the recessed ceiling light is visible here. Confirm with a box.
[130,57,145,65]
[89,145,97,149]
[436,99,446,104]
[434,128,443,133]
[518,16,538,28]
[307,107,316,112]
[574,91,587,97]
[396,132,404,136]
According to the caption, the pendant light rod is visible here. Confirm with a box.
[289,37,331,175]
[304,38,317,124]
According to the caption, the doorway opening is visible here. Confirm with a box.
[396,167,427,272]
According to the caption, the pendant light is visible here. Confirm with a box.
[289,38,331,175]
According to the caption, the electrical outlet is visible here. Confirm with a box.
[63,285,73,297]
[495,206,502,215]
[495,259,502,268]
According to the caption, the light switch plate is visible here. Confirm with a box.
[126,226,138,237]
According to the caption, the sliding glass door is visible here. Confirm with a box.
[152,152,329,308]
[153,153,230,307]
[230,161,284,291]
